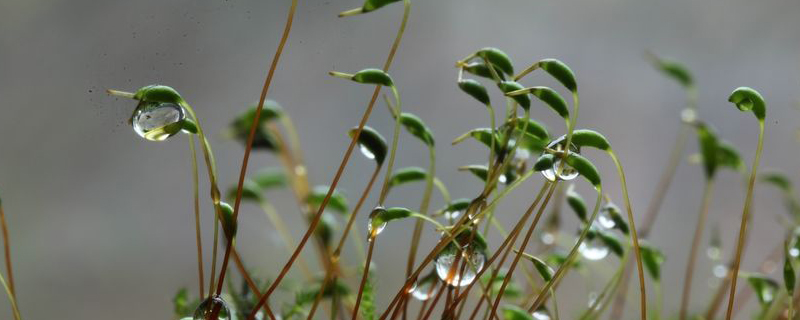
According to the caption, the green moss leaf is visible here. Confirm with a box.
[695,123,719,179]
[399,113,435,146]
[565,153,602,187]
[539,59,577,93]
[746,274,778,307]
[226,179,263,203]
[353,68,394,86]
[458,79,491,105]
[498,81,531,111]
[527,86,569,119]
[476,47,514,76]
[464,62,506,81]
[647,53,693,88]
[640,243,665,281]
[459,164,489,182]
[307,185,348,214]
[533,154,555,172]
[252,167,287,191]
[389,167,427,188]
[219,202,237,241]
[566,186,587,222]
[571,129,611,151]
[133,84,184,104]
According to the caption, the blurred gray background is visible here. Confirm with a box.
[1,0,799,318]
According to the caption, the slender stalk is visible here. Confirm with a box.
[352,236,378,320]
[248,1,411,316]
[377,86,403,204]
[611,88,696,319]
[724,120,765,320]
[404,146,436,288]
[679,179,715,320]
[306,165,382,319]
[528,187,604,313]
[258,200,313,279]
[487,183,559,319]
[608,149,647,320]
[208,211,221,299]
[188,135,205,297]
[231,248,277,319]
[215,0,299,306]
[0,205,14,297]
[0,271,19,320]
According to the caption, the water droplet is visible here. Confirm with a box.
[540,232,555,245]
[367,206,387,239]
[587,291,600,308]
[435,249,485,287]
[579,237,609,261]
[498,174,508,184]
[706,247,721,260]
[359,144,376,160]
[444,210,461,221]
[532,308,552,320]
[514,148,531,162]
[410,272,438,301]
[681,108,697,124]
[541,138,579,181]
[193,295,230,320]
[790,248,799,258]
[132,101,186,141]
[597,212,616,230]
[713,264,728,278]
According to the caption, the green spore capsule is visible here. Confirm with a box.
[131,101,186,141]
[193,295,230,320]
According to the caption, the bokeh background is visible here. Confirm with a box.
[1,0,800,318]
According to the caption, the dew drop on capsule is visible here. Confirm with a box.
[132,101,186,141]
[193,295,230,320]
[531,308,552,320]
[579,237,609,261]
[597,208,616,230]
[713,264,728,278]
[367,206,387,239]
[541,139,579,181]
[434,249,485,287]
[359,144,376,160]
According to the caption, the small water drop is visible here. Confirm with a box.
[367,206,387,239]
[579,237,609,261]
[514,148,531,162]
[359,144,376,160]
[597,212,616,230]
[681,108,697,124]
[790,248,799,258]
[444,210,461,221]
[132,101,186,141]
[531,308,551,320]
[713,264,728,278]
[435,249,485,287]
[587,291,600,308]
[540,232,555,245]
[193,295,230,320]
[410,272,438,301]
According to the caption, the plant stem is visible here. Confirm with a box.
[608,149,648,320]
[0,271,19,320]
[215,0,298,308]
[248,1,411,316]
[404,146,436,287]
[679,179,715,320]
[258,200,313,278]
[611,90,695,319]
[528,187,603,313]
[188,135,205,298]
[487,183,559,319]
[305,165,382,320]
[0,205,14,297]
[724,120,765,320]
[352,236,377,320]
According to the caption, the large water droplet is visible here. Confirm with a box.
[359,144,376,160]
[435,249,485,287]
[579,237,609,261]
[193,295,230,320]
[541,138,579,181]
[367,206,387,239]
[132,101,186,141]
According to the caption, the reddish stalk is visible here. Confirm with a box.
[0,204,14,297]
